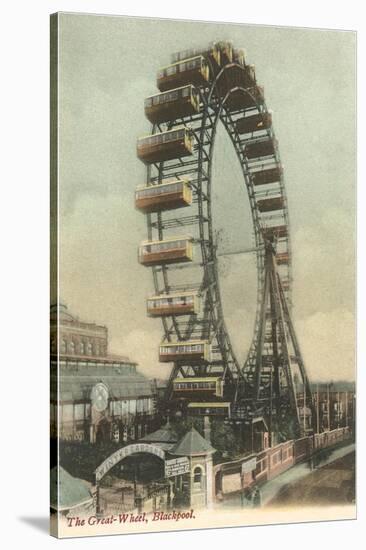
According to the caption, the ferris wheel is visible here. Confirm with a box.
[135,41,305,424]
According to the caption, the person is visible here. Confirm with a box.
[252,486,262,507]
[241,487,252,508]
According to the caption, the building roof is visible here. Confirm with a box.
[50,466,93,511]
[139,422,178,445]
[55,355,136,366]
[50,303,76,323]
[50,362,153,401]
[170,427,216,457]
[50,303,107,332]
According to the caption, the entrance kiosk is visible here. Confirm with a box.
[169,427,216,508]
[93,425,216,513]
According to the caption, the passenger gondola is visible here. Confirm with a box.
[256,196,284,213]
[216,64,256,99]
[262,225,288,239]
[251,165,283,186]
[138,236,193,266]
[244,137,278,160]
[135,179,192,213]
[137,126,194,164]
[146,291,200,317]
[216,40,233,64]
[172,377,224,398]
[236,112,272,134]
[144,85,200,124]
[159,340,211,363]
[232,48,246,67]
[157,55,210,92]
[171,43,221,72]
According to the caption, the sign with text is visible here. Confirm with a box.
[95,443,165,482]
[165,457,190,477]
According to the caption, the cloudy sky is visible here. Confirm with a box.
[57,13,356,382]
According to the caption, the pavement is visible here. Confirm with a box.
[266,451,355,507]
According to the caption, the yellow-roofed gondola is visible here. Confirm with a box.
[147,291,200,317]
[173,377,224,398]
[159,340,211,363]
[137,126,194,164]
[216,40,233,64]
[135,179,192,213]
[157,55,209,92]
[233,48,246,67]
[171,44,221,73]
[139,236,193,266]
[144,85,200,124]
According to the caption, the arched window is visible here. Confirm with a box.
[87,341,93,355]
[193,467,202,484]
[79,341,85,355]
[68,340,75,354]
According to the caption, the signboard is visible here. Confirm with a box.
[165,457,190,477]
[241,457,257,474]
[95,443,165,482]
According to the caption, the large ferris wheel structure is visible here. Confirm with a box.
[135,41,315,437]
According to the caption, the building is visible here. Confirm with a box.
[50,303,108,358]
[50,304,158,444]
[298,382,356,433]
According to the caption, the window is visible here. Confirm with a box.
[166,65,176,76]
[60,339,67,354]
[79,341,85,355]
[129,400,137,415]
[113,401,122,415]
[62,404,73,422]
[74,404,84,421]
[193,467,203,485]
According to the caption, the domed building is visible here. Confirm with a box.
[50,302,108,358]
[50,303,158,444]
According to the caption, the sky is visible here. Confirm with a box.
[57,13,356,382]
